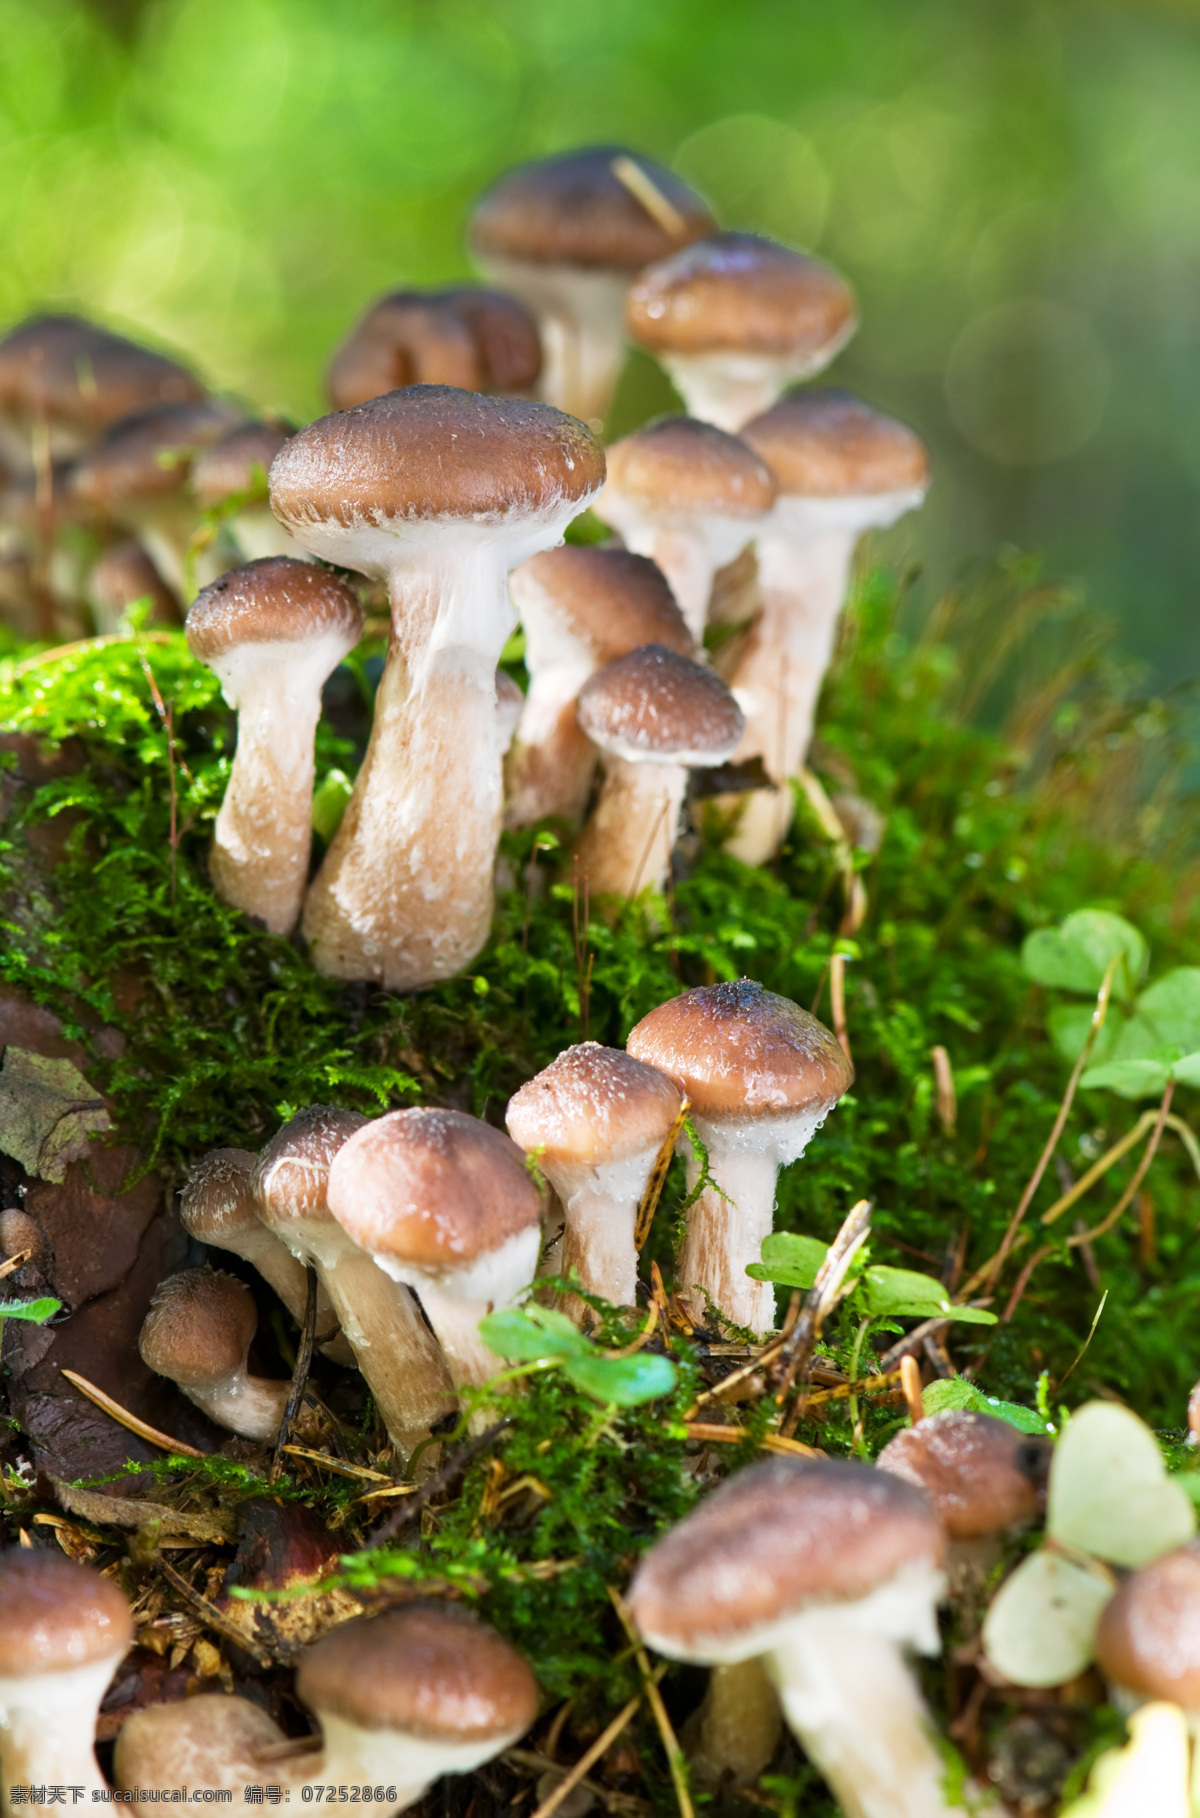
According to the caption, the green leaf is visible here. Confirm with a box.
[478,1305,586,1364]
[858,1265,953,1317]
[920,1376,1050,1433]
[0,1296,61,1323]
[1021,910,1146,1004]
[477,1305,677,1405]
[1169,1052,1200,1088]
[563,1352,677,1407]
[1132,967,1200,1055]
[1046,1002,1124,1069]
[1080,1056,1172,1098]
[311,768,354,843]
[1048,1401,1196,1567]
[745,1231,829,1289]
[749,1242,995,1326]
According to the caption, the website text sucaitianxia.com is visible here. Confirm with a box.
[6,1789,406,1805]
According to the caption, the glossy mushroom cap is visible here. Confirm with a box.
[327,1107,542,1274]
[1095,1542,1200,1706]
[628,1456,945,1658]
[507,1042,683,1169]
[627,979,853,1122]
[627,233,856,360]
[509,545,693,664]
[297,1601,539,1742]
[192,419,292,509]
[69,399,241,511]
[186,556,363,667]
[741,389,930,499]
[470,147,715,271]
[0,1546,133,1674]
[252,1105,370,1235]
[139,1266,257,1387]
[603,417,777,519]
[0,314,202,438]
[877,1411,1050,1541]
[576,644,744,766]
[327,288,542,411]
[179,1147,260,1244]
[268,386,605,568]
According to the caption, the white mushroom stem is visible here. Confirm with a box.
[179,1364,290,1443]
[302,521,575,989]
[661,347,850,436]
[676,1109,832,1337]
[505,660,597,827]
[210,627,354,936]
[576,755,687,902]
[0,1657,120,1808]
[545,1150,659,1308]
[595,503,754,646]
[475,256,632,421]
[119,496,197,598]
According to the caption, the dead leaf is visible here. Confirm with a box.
[0,1047,110,1182]
[53,1478,236,1543]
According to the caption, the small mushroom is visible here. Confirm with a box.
[139,1266,291,1442]
[186,556,364,935]
[327,286,542,409]
[327,1107,543,1403]
[469,146,715,422]
[269,386,604,989]
[724,389,930,863]
[505,544,693,828]
[1096,1539,1200,1713]
[628,1456,960,1818]
[87,538,181,632]
[626,980,852,1335]
[595,417,777,643]
[253,1106,455,1459]
[506,1041,683,1310]
[192,417,305,565]
[626,233,858,433]
[0,1546,134,1801]
[574,644,744,905]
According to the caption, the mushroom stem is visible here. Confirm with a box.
[575,756,687,902]
[182,1368,290,1443]
[688,1658,783,1788]
[660,354,828,436]
[479,260,631,421]
[505,662,597,827]
[557,1161,642,1307]
[0,1657,116,1805]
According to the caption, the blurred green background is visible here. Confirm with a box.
[4,0,1200,683]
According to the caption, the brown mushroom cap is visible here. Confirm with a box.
[510,545,693,663]
[178,1147,260,1244]
[470,147,715,271]
[252,1105,370,1233]
[627,233,856,358]
[328,288,542,411]
[269,386,605,534]
[88,540,180,625]
[876,1411,1049,1541]
[576,644,744,763]
[628,1456,945,1655]
[326,1107,542,1271]
[1095,1542,1200,1705]
[0,314,203,436]
[0,1547,133,1675]
[297,1601,538,1741]
[69,399,241,510]
[605,418,777,518]
[507,1041,683,1169]
[185,557,364,661]
[741,390,930,499]
[627,979,853,1120]
[192,419,293,509]
[139,1266,257,1384]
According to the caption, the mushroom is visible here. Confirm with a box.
[0,1546,134,1802]
[628,1455,960,1818]
[469,146,715,422]
[327,286,543,409]
[684,1657,784,1792]
[626,233,858,433]
[594,417,777,644]
[495,666,525,759]
[87,538,181,632]
[574,644,744,905]
[626,980,852,1335]
[186,556,364,936]
[269,386,605,990]
[67,397,241,595]
[192,417,304,565]
[1092,1543,1200,1816]
[139,1265,291,1442]
[326,1107,543,1402]
[506,1041,683,1310]
[114,1602,539,1812]
[505,543,693,828]
[723,389,930,864]
[253,1105,455,1459]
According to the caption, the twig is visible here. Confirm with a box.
[931,1046,956,1134]
[683,1422,819,1458]
[876,1304,992,1372]
[829,953,851,1063]
[281,1445,390,1483]
[272,1265,318,1480]
[527,1677,659,1818]
[59,1369,207,1458]
[609,156,688,239]
[900,1355,925,1423]
[800,1368,903,1407]
[685,1334,789,1414]
[157,1556,272,1669]
[608,1588,694,1818]
[364,1419,512,1548]
[634,1095,691,1250]
[1067,1080,1175,1248]
[0,1247,33,1281]
[773,1199,872,1406]
[1059,1291,1109,1389]
[1000,1244,1056,1324]
[1040,1111,1159,1225]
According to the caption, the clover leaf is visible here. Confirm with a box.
[747,1233,996,1325]
[1021,909,1147,1005]
[478,1303,677,1407]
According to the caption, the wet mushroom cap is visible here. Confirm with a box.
[628,1456,945,1654]
[0,1546,133,1674]
[192,419,293,508]
[627,234,857,358]
[510,545,693,661]
[139,1267,257,1384]
[297,1601,539,1741]
[185,557,363,660]
[69,399,241,510]
[876,1411,1050,1541]
[576,644,744,763]
[0,314,203,436]
[470,146,715,270]
[507,1041,683,1168]
[327,1107,542,1271]
[741,390,930,498]
[605,418,777,517]
[1095,1541,1200,1704]
[252,1105,370,1228]
[627,979,854,1119]
[268,386,605,534]
[178,1147,260,1244]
